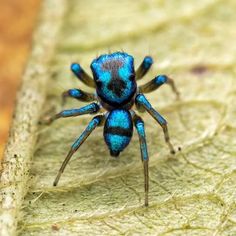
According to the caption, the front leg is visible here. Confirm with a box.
[41,102,100,125]
[135,56,153,80]
[139,75,180,99]
[135,93,175,154]
[71,63,95,88]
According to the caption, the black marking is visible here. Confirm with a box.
[98,88,136,108]
[102,59,126,97]
[107,78,126,97]
[129,74,135,81]
[105,126,132,137]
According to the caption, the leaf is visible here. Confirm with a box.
[1,0,236,235]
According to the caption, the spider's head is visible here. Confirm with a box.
[90,52,137,106]
[90,52,135,88]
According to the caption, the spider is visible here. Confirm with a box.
[43,52,180,206]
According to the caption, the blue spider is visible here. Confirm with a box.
[43,52,180,206]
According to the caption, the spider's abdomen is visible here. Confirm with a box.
[104,109,133,157]
[90,52,137,108]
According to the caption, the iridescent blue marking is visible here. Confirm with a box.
[107,109,131,129]
[71,116,101,150]
[90,52,136,106]
[136,94,167,125]
[69,89,82,97]
[155,75,167,86]
[136,94,151,109]
[104,109,133,154]
[143,56,153,69]
[108,135,131,153]
[61,103,99,117]
[71,63,82,74]
[135,120,148,161]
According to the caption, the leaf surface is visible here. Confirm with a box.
[15,0,236,235]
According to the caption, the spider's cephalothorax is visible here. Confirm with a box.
[91,52,137,110]
[44,52,180,206]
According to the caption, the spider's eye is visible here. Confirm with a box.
[129,74,135,80]
[95,79,102,87]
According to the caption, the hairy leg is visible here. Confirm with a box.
[53,115,104,186]
[41,103,100,125]
[135,56,153,80]
[139,75,180,99]
[133,113,149,206]
[135,93,175,154]
[71,63,95,88]
[62,88,95,105]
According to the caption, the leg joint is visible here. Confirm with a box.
[134,116,145,139]
[160,120,168,127]
[135,93,146,105]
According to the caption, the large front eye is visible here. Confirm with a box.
[129,74,135,80]
[95,79,102,87]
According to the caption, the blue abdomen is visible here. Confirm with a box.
[104,109,133,157]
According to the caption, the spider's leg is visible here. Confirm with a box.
[41,102,100,125]
[71,63,95,88]
[135,94,175,154]
[53,115,104,186]
[133,113,149,206]
[135,56,153,80]
[62,88,96,105]
[139,75,180,99]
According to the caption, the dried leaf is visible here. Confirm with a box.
[1,0,236,235]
